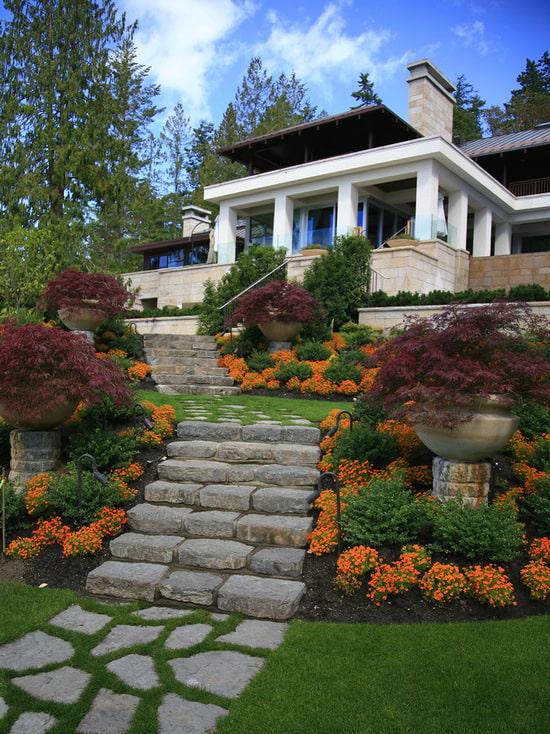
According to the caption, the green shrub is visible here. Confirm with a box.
[198,246,287,335]
[302,234,371,329]
[294,341,332,362]
[339,322,382,346]
[95,316,143,359]
[432,500,523,562]
[323,360,362,385]
[342,472,435,547]
[0,481,27,532]
[329,422,400,470]
[69,396,135,432]
[523,475,550,534]
[275,361,313,383]
[299,319,332,343]
[66,427,137,472]
[530,435,550,473]
[515,401,550,439]
[44,465,127,524]
[247,351,275,373]
[352,393,388,427]
[508,283,549,302]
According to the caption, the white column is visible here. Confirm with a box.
[273,194,294,254]
[472,208,492,257]
[415,160,439,240]
[447,190,468,250]
[216,202,237,263]
[494,222,512,255]
[336,181,359,237]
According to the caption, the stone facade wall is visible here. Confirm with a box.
[468,252,550,291]
[359,301,550,332]
[370,241,469,296]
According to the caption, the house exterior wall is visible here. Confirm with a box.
[468,252,550,291]
[359,302,550,332]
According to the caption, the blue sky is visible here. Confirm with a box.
[117,0,550,130]
[2,0,549,132]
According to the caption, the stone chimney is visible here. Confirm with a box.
[406,59,455,141]
[182,205,211,238]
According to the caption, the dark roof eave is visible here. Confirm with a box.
[130,232,210,254]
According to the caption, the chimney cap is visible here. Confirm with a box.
[406,59,456,101]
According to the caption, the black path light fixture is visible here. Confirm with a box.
[306,471,343,556]
[133,402,154,430]
[327,410,354,437]
[77,453,108,526]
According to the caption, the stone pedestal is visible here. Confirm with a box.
[432,457,491,508]
[267,340,292,354]
[9,430,62,488]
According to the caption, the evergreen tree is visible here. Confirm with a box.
[453,75,485,142]
[92,25,162,268]
[0,0,125,227]
[483,51,550,135]
[350,72,382,108]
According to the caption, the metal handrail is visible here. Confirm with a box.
[218,258,290,336]
[218,259,289,311]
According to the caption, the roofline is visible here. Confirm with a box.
[130,231,210,254]
[216,104,421,156]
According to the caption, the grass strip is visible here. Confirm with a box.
[137,389,352,425]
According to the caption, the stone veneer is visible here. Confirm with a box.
[469,252,550,291]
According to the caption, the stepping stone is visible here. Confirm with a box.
[0,697,6,718]
[9,712,58,733]
[217,619,288,649]
[165,624,212,649]
[158,694,228,734]
[177,538,252,570]
[249,547,306,577]
[49,605,112,635]
[0,631,73,671]
[169,650,264,699]
[13,666,91,703]
[110,533,183,563]
[91,624,163,656]
[217,575,305,620]
[107,654,160,690]
[160,569,223,606]
[77,688,140,734]
[133,607,196,621]
[86,561,169,602]
[127,504,192,533]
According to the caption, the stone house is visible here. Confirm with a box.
[125,59,550,311]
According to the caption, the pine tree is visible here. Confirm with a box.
[0,0,125,226]
[483,51,550,135]
[453,75,485,142]
[350,73,382,108]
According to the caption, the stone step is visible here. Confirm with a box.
[156,385,242,396]
[154,374,235,386]
[167,440,320,465]
[151,364,228,376]
[158,569,305,619]
[110,533,184,563]
[176,422,321,446]
[144,480,311,515]
[146,351,220,363]
[143,335,217,349]
[158,458,320,487]
[87,560,305,619]
[127,503,312,547]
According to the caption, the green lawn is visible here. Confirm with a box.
[1,581,548,734]
[137,389,353,425]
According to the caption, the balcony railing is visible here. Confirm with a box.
[508,177,550,196]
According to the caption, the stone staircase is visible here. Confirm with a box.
[142,334,240,396]
[86,421,320,620]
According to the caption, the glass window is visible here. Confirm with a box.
[307,206,334,246]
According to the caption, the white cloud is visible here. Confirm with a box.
[451,20,492,55]
[255,2,410,106]
[120,0,256,120]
